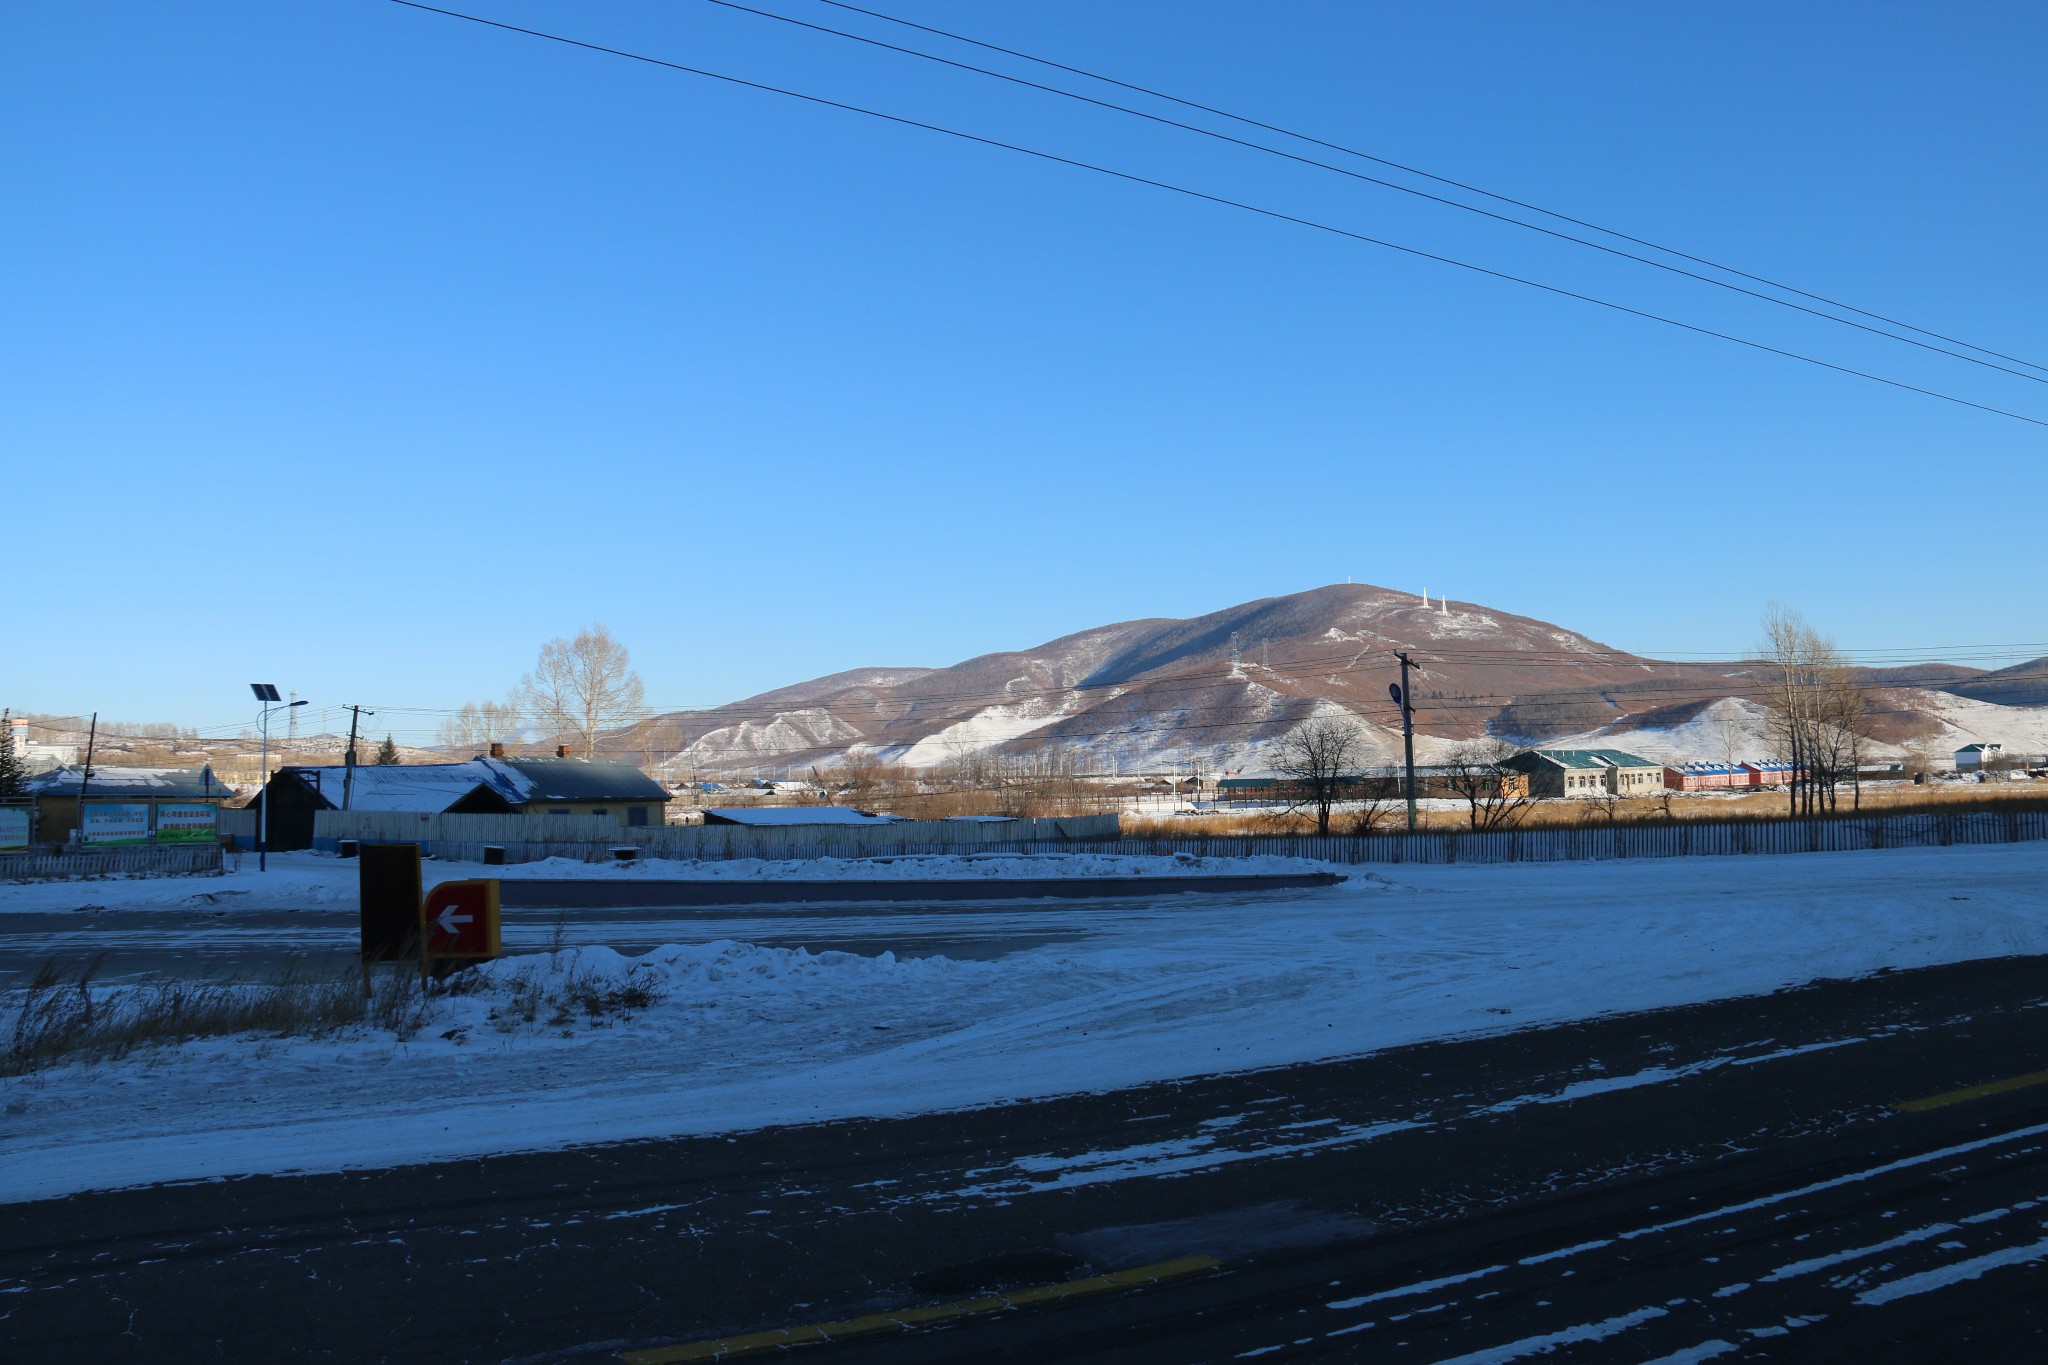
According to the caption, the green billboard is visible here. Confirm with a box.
[155,803,219,846]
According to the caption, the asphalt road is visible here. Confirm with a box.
[6,953,2048,1362]
[0,881,1332,980]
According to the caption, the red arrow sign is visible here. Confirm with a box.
[421,880,501,959]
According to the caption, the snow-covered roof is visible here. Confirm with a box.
[25,765,229,797]
[280,761,528,813]
[1523,748,1660,771]
[274,757,668,812]
[491,757,668,803]
[700,807,900,827]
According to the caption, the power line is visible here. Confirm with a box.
[815,0,2048,378]
[704,0,2048,389]
[384,2,2048,429]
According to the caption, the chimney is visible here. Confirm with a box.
[488,742,505,759]
[556,744,570,758]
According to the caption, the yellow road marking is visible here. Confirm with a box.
[620,1254,1222,1363]
[1897,1068,2048,1113]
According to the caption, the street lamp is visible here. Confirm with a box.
[251,683,307,871]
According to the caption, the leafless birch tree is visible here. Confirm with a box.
[436,700,519,754]
[1760,606,1868,816]
[513,624,647,758]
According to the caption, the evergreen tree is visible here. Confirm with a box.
[374,735,401,766]
[0,709,26,797]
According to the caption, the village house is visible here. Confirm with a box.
[1504,749,1663,799]
[1664,762,1746,791]
[1954,742,2003,772]
[19,764,232,848]
[250,746,670,850]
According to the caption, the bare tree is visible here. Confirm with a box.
[1271,713,1367,836]
[1343,766,1399,835]
[436,700,518,755]
[513,624,648,758]
[1760,606,1869,816]
[1440,736,1533,830]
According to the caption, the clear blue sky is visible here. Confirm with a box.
[6,1,2044,742]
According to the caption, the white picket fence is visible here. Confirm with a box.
[310,811,1121,863]
[1,844,225,882]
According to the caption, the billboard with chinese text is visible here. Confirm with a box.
[82,803,151,848]
[155,803,219,845]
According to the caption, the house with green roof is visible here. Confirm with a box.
[1503,748,1664,799]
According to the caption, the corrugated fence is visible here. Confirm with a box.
[300,808,2048,867]
[1096,809,2048,865]
[310,811,1123,863]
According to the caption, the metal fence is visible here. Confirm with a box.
[1088,808,2048,866]
[294,808,2048,868]
[309,811,1122,864]
[0,844,226,882]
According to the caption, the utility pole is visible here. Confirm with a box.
[287,691,300,747]
[341,704,374,811]
[75,712,98,847]
[1393,655,1418,832]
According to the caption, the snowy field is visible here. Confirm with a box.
[2,842,2045,1204]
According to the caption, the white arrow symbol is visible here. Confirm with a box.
[436,905,474,935]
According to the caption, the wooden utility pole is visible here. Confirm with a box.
[75,712,98,846]
[1396,655,1418,832]
[341,705,374,811]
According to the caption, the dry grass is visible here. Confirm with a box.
[443,947,666,1035]
[1130,786,2048,837]
[4,956,428,1077]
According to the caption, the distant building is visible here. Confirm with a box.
[6,717,80,775]
[252,752,670,850]
[1664,762,1745,791]
[1740,761,1801,787]
[1955,743,2003,771]
[700,807,899,827]
[1504,749,1663,799]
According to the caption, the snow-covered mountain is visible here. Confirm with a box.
[629,585,2046,774]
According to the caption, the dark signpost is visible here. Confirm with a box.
[359,843,424,965]
[358,844,501,991]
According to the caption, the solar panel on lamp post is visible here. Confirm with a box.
[250,684,307,871]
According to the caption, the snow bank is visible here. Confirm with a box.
[3,843,2045,1202]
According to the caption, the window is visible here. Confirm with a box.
[550,807,571,816]
[627,807,648,827]
[590,808,609,817]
